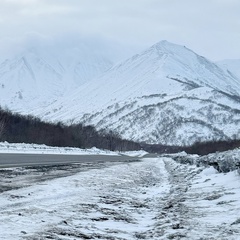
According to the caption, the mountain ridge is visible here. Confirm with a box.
[0,47,113,111]
[35,40,240,117]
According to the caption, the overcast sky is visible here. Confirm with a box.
[0,0,239,61]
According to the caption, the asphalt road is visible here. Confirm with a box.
[0,153,143,168]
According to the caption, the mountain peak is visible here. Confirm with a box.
[154,40,173,46]
[148,40,190,56]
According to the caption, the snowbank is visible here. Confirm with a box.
[165,148,240,173]
[0,141,147,157]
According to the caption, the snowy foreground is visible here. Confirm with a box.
[1,152,240,239]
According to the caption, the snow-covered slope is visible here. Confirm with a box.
[1,40,240,145]
[0,47,113,112]
[31,41,240,145]
[217,59,240,80]
[35,41,240,116]
[79,88,240,145]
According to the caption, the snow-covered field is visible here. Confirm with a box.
[1,153,240,239]
[0,141,147,157]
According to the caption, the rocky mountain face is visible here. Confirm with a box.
[1,41,240,146]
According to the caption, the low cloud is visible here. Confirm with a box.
[0,0,239,61]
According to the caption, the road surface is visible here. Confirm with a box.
[0,153,142,168]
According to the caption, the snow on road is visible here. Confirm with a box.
[0,156,240,239]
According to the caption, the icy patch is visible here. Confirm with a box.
[120,150,148,157]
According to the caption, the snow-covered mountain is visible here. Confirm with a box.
[1,40,240,145]
[29,41,240,145]
[0,47,113,112]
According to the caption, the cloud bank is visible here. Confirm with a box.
[0,0,239,61]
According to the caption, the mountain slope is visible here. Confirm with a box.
[80,87,240,145]
[0,48,113,112]
[37,41,240,117]
[1,40,240,146]
[217,59,240,80]
[30,41,240,145]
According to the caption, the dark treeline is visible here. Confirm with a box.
[143,139,240,156]
[142,143,183,154]
[1,107,239,155]
[0,108,140,151]
[183,140,240,155]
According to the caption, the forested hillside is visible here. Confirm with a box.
[143,139,240,155]
[0,108,140,151]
